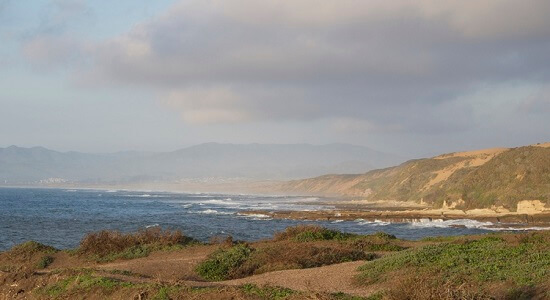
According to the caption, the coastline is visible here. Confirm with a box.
[4,184,550,227]
[240,209,550,228]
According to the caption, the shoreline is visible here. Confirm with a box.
[240,209,550,228]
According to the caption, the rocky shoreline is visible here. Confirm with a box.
[240,209,550,228]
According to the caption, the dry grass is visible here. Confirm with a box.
[78,227,195,261]
[235,243,374,277]
[384,273,493,300]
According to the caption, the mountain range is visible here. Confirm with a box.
[0,143,402,184]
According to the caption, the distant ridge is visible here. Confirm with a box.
[279,142,550,211]
[0,143,403,184]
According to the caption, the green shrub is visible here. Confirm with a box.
[196,243,253,281]
[36,255,54,269]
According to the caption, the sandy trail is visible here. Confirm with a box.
[97,245,217,282]
[222,261,374,296]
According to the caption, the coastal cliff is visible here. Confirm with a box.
[279,143,550,211]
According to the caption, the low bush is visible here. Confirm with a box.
[274,225,357,242]
[196,243,253,281]
[78,227,195,261]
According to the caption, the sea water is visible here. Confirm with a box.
[0,187,522,251]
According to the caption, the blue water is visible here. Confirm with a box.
[0,187,495,251]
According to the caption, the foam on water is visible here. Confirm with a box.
[203,199,240,206]
[357,219,391,226]
[410,219,494,229]
[237,213,271,219]
[192,209,234,215]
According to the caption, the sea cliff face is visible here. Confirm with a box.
[278,143,550,211]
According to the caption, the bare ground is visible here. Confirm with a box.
[222,261,376,297]
[33,245,376,297]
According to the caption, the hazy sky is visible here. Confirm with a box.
[1,0,550,157]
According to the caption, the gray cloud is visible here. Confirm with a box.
[67,0,550,135]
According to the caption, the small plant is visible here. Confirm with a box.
[36,255,54,269]
[372,232,396,240]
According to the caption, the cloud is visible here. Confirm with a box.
[68,0,550,133]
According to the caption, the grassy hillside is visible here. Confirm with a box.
[281,143,550,210]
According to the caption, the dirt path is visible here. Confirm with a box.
[222,261,374,297]
[97,245,217,282]
[46,246,376,296]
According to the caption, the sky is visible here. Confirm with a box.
[1,0,550,157]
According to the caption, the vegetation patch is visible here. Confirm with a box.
[241,284,295,299]
[331,292,384,300]
[274,225,357,242]
[357,232,550,297]
[8,241,57,257]
[40,276,74,297]
[197,237,375,281]
[36,255,54,269]
[77,227,196,262]
[196,243,253,281]
[37,272,135,297]
[346,232,404,252]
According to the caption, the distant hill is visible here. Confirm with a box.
[279,143,550,211]
[0,143,402,184]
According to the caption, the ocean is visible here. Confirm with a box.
[0,187,512,251]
